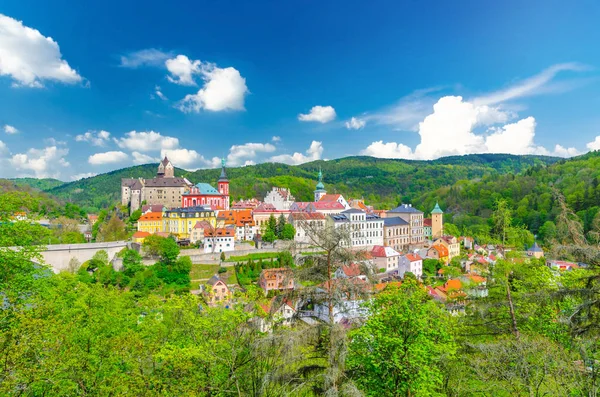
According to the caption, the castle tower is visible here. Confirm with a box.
[431,201,444,238]
[157,156,174,178]
[217,158,230,209]
[314,167,327,202]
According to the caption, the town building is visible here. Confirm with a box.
[202,275,231,304]
[217,209,257,241]
[288,212,326,244]
[333,263,367,280]
[314,168,327,202]
[386,204,424,247]
[259,268,295,294]
[264,187,296,210]
[371,245,401,273]
[203,227,235,253]
[433,235,461,261]
[399,253,423,279]
[289,201,345,215]
[318,194,351,210]
[181,160,230,210]
[428,244,449,265]
[423,218,432,239]
[527,242,544,259]
[231,198,262,210]
[313,278,371,323]
[252,203,290,230]
[383,217,410,252]
[431,202,444,239]
[121,157,193,213]
[137,211,163,234]
[163,205,216,240]
[190,220,213,244]
[328,209,384,249]
[132,231,150,244]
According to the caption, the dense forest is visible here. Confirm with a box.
[12,153,559,212]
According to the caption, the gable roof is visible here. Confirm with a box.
[341,208,364,214]
[371,245,400,258]
[205,227,235,237]
[339,263,362,277]
[528,242,543,252]
[142,204,165,213]
[145,177,191,187]
[423,218,432,227]
[289,212,326,221]
[207,274,225,286]
[319,194,342,202]
[404,253,422,262]
[313,201,345,210]
[139,212,163,222]
[430,244,449,257]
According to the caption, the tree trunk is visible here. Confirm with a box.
[506,273,520,339]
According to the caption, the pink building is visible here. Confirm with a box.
[259,268,295,294]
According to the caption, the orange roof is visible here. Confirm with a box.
[405,253,422,262]
[444,279,462,291]
[375,281,402,291]
[205,227,235,237]
[468,274,486,283]
[234,209,254,227]
[139,212,163,222]
[430,244,449,257]
[319,194,342,202]
[133,231,150,238]
[339,263,362,277]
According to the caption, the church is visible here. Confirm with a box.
[181,159,230,210]
[121,157,193,213]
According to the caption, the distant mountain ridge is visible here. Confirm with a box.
[11,153,559,212]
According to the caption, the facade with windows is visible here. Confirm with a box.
[203,227,235,253]
[328,209,384,249]
[386,204,424,247]
[163,205,216,239]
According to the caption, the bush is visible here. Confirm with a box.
[218,266,227,274]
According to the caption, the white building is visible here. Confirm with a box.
[264,187,296,211]
[328,209,384,249]
[288,212,326,244]
[203,227,235,253]
[399,253,423,279]
[371,245,401,273]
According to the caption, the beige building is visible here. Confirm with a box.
[431,202,444,239]
[121,157,193,213]
[203,275,231,305]
[383,217,410,252]
[433,236,461,261]
[386,204,424,247]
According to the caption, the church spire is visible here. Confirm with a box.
[218,157,228,182]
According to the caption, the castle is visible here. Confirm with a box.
[121,157,231,213]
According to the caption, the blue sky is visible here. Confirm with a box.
[1,0,600,180]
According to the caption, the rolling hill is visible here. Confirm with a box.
[30,153,560,212]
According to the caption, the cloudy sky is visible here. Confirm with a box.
[1,1,600,181]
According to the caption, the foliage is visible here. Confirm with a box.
[96,214,128,242]
[347,280,456,396]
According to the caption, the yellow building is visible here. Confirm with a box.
[137,212,164,234]
[163,205,216,239]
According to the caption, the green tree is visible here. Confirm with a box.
[92,250,109,266]
[281,223,296,240]
[142,234,164,257]
[96,214,127,242]
[159,237,180,265]
[262,229,276,243]
[276,214,287,238]
[491,198,512,245]
[347,280,456,396]
[122,249,144,277]
[538,220,557,244]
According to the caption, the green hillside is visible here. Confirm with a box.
[45,154,559,212]
[10,177,65,191]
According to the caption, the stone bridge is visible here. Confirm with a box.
[37,241,129,273]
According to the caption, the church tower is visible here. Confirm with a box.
[217,158,230,209]
[314,167,327,202]
[157,156,174,178]
[431,201,444,238]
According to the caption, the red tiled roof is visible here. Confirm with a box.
[405,253,422,262]
[430,244,449,257]
[254,203,278,212]
[312,201,344,210]
[139,212,163,222]
[319,194,342,202]
[205,227,235,237]
[193,220,212,230]
[423,218,432,227]
[340,263,361,277]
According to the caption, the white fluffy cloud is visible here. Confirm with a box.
[270,141,324,165]
[132,151,159,165]
[166,55,201,86]
[153,85,167,100]
[552,144,580,158]
[345,117,366,130]
[88,151,128,165]
[298,106,336,123]
[119,48,171,68]
[114,130,179,152]
[75,130,111,146]
[3,124,18,134]
[177,66,249,112]
[586,136,600,151]
[0,14,83,87]
[0,140,7,154]
[9,146,69,178]
[160,148,217,169]
[227,142,276,166]
[361,141,414,159]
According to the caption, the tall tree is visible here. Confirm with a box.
[491,198,512,245]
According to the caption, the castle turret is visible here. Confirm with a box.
[431,201,443,238]
[157,156,174,178]
[314,167,327,202]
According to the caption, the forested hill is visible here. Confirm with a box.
[35,153,558,212]
[419,151,600,239]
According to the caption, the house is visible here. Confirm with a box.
[259,268,295,294]
[547,260,579,271]
[427,244,449,265]
[348,199,373,213]
[141,204,165,214]
[203,227,235,253]
[217,209,257,241]
[460,274,488,298]
[334,263,367,280]
[328,209,384,249]
[181,160,230,210]
[290,201,346,215]
[433,236,461,260]
[462,237,474,250]
[386,204,424,247]
[202,275,231,304]
[190,220,212,244]
[371,245,401,273]
[423,218,432,239]
[318,194,351,210]
[264,187,296,210]
[137,212,164,234]
[527,242,544,259]
[231,198,262,210]
[254,297,297,332]
[436,279,466,303]
[163,205,216,239]
[399,253,423,279]
[132,231,150,243]
[87,214,99,225]
[252,203,290,230]
[288,212,326,244]
[383,217,410,252]
[313,278,371,323]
